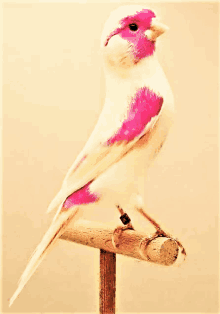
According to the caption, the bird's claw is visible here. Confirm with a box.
[148,229,187,257]
[112,223,134,249]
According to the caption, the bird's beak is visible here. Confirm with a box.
[145,19,169,42]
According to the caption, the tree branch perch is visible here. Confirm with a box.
[60,219,180,266]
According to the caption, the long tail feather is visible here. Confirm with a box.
[9,207,79,307]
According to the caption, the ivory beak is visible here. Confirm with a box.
[145,19,169,42]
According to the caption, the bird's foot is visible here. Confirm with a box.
[141,228,169,247]
[136,207,186,257]
[112,222,134,249]
[112,206,134,249]
[172,238,187,256]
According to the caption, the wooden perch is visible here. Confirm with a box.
[60,219,179,266]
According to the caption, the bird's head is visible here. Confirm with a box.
[101,5,168,70]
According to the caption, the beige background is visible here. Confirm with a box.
[2,1,219,313]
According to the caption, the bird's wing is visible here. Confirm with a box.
[48,89,163,214]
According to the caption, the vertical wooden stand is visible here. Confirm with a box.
[100,249,116,314]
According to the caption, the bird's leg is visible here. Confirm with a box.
[137,207,168,236]
[136,207,186,256]
[112,205,134,249]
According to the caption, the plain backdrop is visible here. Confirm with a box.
[2,1,219,313]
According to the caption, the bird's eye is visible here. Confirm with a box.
[129,23,138,31]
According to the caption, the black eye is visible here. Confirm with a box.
[129,23,138,31]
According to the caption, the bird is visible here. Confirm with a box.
[9,4,183,306]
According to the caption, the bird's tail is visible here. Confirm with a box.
[9,206,79,307]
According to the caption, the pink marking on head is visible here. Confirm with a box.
[106,87,163,145]
[62,181,100,209]
[120,9,155,29]
[105,9,156,60]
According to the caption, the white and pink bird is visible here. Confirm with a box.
[9,5,184,306]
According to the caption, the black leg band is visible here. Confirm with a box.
[120,213,131,225]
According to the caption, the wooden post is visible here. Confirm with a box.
[100,250,116,314]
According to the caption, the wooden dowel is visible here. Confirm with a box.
[99,250,116,314]
[60,219,180,266]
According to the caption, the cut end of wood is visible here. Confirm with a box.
[140,237,179,266]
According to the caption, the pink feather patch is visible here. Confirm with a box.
[63,181,99,209]
[106,87,163,145]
